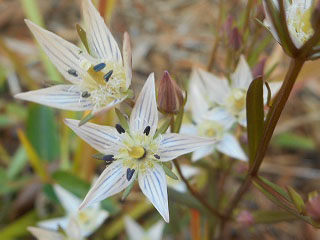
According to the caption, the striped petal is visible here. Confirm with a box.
[54,185,81,213]
[25,20,90,84]
[138,163,169,222]
[130,73,158,136]
[123,32,132,89]
[28,227,63,240]
[231,55,253,89]
[82,0,122,63]
[79,160,135,209]
[124,216,145,240]
[191,145,214,162]
[14,85,94,111]
[158,133,215,162]
[216,133,248,161]
[64,119,123,155]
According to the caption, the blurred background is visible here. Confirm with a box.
[1,0,320,239]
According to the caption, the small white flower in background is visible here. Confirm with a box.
[28,217,84,240]
[15,0,132,114]
[167,165,199,192]
[64,73,215,222]
[124,216,165,240]
[181,107,247,162]
[38,185,108,237]
[263,0,314,48]
[188,55,281,127]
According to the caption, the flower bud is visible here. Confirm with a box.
[236,210,254,226]
[230,27,242,51]
[157,71,184,115]
[306,191,320,222]
[252,58,266,78]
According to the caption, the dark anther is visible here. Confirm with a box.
[102,155,114,163]
[126,168,135,181]
[143,126,151,136]
[67,69,78,77]
[81,91,91,98]
[93,63,106,72]
[104,70,113,82]
[154,154,160,159]
[115,124,125,134]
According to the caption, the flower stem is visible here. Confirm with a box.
[173,160,226,220]
[221,57,305,227]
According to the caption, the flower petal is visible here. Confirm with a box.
[37,217,68,231]
[190,68,230,107]
[124,216,145,240]
[262,0,282,45]
[82,0,122,63]
[54,185,81,213]
[92,95,127,114]
[191,145,214,162]
[216,133,248,161]
[79,160,135,209]
[147,221,165,240]
[79,208,109,237]
[158,133,215,162]
[64,119,123,155]
[66,218,82,240]
[25,20,90,84]
[130,73,158,136]
[230,55,253,89]
[138,164,169,222]
[14,85,94,111]
[28,227,63,240]
[204,107,235,130]
[123,32,132,89]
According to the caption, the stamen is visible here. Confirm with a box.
[67,69,78,77]
[104,70,113,82]
[81,91,91,98]
[93,63,106,72]
[143,126,151,136]
[126,168,135,181]
[115,124,125,134]
[102,155,115,163]
[154,154,160,159]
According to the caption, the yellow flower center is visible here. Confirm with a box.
[226,88,246,115]
[287,4,314,45]
[128,146,146,159]
[78,211,90,224]
[198,120,224,140]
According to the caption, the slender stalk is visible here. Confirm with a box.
[173,160,226,220]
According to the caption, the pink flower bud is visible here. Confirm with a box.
[307,192,320,222]
[157,71,184,115]
[230,27,242,51]
[236,210,254,226]
[252,58,267,78]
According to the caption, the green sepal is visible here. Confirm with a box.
[115,108,129,130]
[153,117,172,139]
[162,164,179,180]
[76,24,90,54]
[79,112,94,126]
[287,186,306,214]
[121,180,135,201]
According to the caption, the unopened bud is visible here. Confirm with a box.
[311,1,320,31]
[252,58,266,78]
[223,15,234,36]
[236,210,254,226]
[230,27,242,51]
[157,71,184,115]
[307,191,320,222]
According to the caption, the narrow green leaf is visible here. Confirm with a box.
[287,186,306,214]
[76,24,90,54]
[115,108,129,130]
[253,210,296,224]
[272,132,315,150]
[7,146,27,180]
[246,76,264,166]
[154,117,172,139]
[26,104,60,162]
[121,181,135,201]
[162,164,179,180]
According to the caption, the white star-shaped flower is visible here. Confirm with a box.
[37,185,108,237]
[124,216,165,240]
[64,73,215,222]
[28,217,84,240]
[15,0,132,115]
[187,55,281,127]
[181,107,247,162]
[263,0,314,48]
